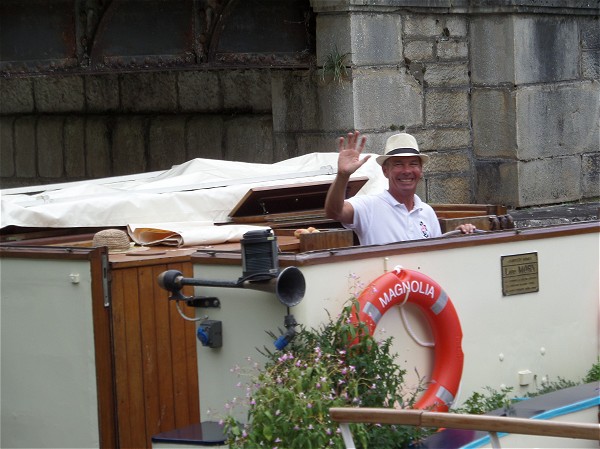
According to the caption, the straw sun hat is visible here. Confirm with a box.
[92,229,135,253]
[375,133,430,166]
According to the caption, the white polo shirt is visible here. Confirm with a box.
[343,191,441,246]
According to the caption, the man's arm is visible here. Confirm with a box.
[325,172,355,223]
[324,131,370,224]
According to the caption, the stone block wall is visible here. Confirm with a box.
[305,1,599,207]
[471,13,600,206]
[1,0,598,208]
[0,70,277,188]
[304,6,476,204]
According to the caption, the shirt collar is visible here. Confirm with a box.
[381,191,424,212]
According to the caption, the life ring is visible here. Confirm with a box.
[351,266,463,412]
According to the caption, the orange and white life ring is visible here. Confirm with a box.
[351,266,464,412]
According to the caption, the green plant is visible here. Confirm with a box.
[454,386,516,415]
[456,359,600,415]
[583,358,600,383]
[224,299,431,448]
[320,46,351,85]
[526,376,580,397]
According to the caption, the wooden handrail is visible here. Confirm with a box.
[329,408,600,441]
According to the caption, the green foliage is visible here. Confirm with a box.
[320,46,351,85]
[223,291,600,448]
[454,386,515,415]
[224,299,430,448]
[456,359,600,415]
[583,358,600,383]
[525,377,580,398]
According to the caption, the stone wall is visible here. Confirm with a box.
[305,0,599,207]
[470,13,600,206]
[274,9,475,203]
[0,70,277,189]
[1,0,598,208]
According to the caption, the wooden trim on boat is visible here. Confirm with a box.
[289,221,599,266]
[108,249,198,269]
[329,407,600,441]
[2,222,597,268]
[0,244,198,269]
[0,245,101,260]
[190,221,599,267]
[89,247,118,449]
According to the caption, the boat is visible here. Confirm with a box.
[1,155,598,448]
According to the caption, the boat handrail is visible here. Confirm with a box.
[329,407,600,449]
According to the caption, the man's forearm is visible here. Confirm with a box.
[325,173,351,221]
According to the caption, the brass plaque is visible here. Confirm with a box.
[501,252,539,296]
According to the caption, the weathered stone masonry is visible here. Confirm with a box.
[0,70,276,184]
[308,0,599,207]
[1,0,598,208]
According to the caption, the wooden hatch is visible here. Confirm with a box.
[228,177,368,227]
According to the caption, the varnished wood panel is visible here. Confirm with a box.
[90,249,118,449]
[111,260,199,448]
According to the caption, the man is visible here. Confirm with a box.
[325,130,475,245]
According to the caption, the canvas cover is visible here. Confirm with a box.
[1,153,387,234]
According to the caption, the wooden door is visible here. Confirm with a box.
[110,258,200,448]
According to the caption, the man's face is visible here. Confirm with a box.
[382,156,423,195]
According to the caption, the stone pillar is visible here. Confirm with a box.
[312,1,422,147]
[310,0,472,203]
[471,13,600,207]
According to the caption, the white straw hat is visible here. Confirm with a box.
[376,133,429,166]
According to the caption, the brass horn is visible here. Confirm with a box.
[240,266,306,307]
[157,266,306,307]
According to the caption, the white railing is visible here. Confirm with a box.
[329,407,600,449]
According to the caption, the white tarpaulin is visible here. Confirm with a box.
[127,222,272,246]
[1,152,387,230]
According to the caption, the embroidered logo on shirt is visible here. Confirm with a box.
[420,221,430,238]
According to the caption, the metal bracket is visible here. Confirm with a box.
[101,253,110,308]
[186,296,221,308]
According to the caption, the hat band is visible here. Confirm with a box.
[387,147,420,156]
